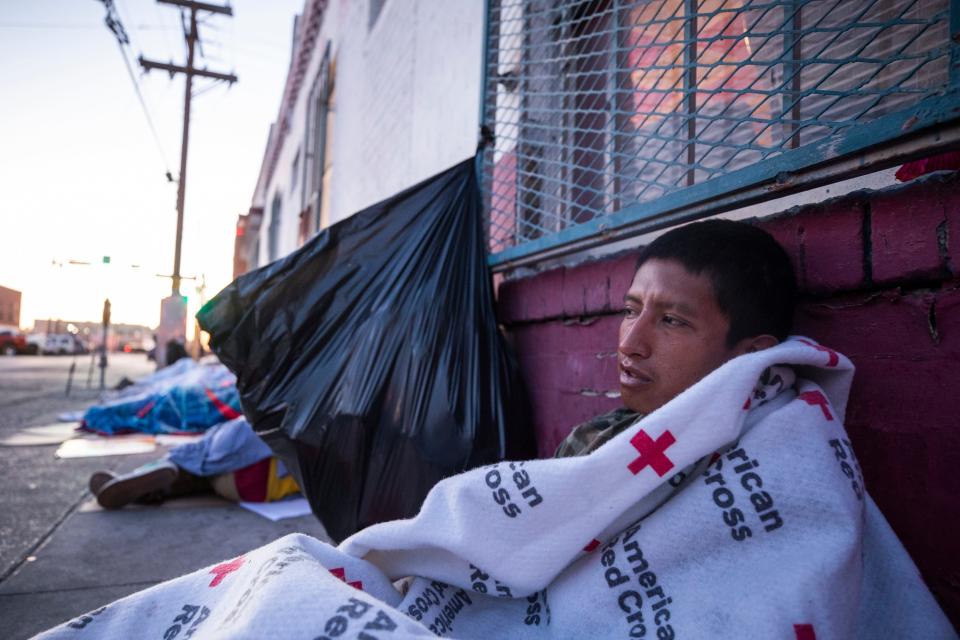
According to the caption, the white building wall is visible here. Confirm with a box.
[258,0,484,262]
[407,1,484,200]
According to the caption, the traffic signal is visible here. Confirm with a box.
[102,299,111,326]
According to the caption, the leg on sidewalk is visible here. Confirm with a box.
[89,459,212,509]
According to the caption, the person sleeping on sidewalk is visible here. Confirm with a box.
[37,220,955,639]
[88,416,300,509]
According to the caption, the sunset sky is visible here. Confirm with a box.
[0,0,302,331]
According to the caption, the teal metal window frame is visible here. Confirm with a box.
[480,0,960,270]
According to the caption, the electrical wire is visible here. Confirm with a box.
[153,1,177,59]
[0,21,176,31]
[117,40,176,181]
[0,23,104,30]
[192,79,227,98]
[95,0,175,182]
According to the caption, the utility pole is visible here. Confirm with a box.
[191,273,207,359]
[139,0,236,296]
[100,298,111,392]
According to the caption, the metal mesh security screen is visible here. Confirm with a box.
[481,0,958,265]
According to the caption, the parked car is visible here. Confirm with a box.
[0,328,28,355]
[25,333,45,355]
[43,333,86,355]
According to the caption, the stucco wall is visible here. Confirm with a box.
[497,171,960,628]
[259,0,483,265]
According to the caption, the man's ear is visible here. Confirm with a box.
[734,334,779,356]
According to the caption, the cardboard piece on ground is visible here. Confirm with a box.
[56,435,156,459]
[155,434,205,446]
[0,423,82,447]
[238,496,312,521]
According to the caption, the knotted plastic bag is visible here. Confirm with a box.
[198,158,533,540]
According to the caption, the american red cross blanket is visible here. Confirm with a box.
[36,337,956,639]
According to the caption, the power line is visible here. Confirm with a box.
[100,0,130,45]
[112,0,145,65]
[154,1,178,60]
[118,43,176,181]
[95,0,175,182]
[0,23,104,30]
[191,78,227,98]
[138,0,237,296]
[0,22,174,30]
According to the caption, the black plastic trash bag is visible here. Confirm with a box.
[198,158,533,541]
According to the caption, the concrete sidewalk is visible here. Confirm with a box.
[0,481,329,639]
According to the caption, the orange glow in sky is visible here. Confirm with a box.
[0,0,302,331]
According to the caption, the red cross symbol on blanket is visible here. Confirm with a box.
[208,556,245,587]
[627,429,677,476]
[798,390,834,421]
[330,567,363,590]
[797,339,839,367]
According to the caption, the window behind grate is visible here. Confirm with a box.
[481,0,953,261]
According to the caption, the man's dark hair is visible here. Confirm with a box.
[635,219,797,346]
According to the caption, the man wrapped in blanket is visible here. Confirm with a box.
[36,220,956,639]
[554,219,796,459]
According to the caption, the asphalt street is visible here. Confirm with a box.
[0,352,157,581]
[0,353,331,639]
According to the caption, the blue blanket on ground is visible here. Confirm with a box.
[82,361,242,435]
[167,417,272,476]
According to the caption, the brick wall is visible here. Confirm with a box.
[497,170,960,627]
[0,286,21,328]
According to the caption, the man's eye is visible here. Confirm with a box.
[623,307,639,318]
[663,315,686,327]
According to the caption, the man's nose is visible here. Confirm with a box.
[619,313,653,358]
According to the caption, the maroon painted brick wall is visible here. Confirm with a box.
[497,171,960,628]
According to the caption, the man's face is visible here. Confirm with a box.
[618,258,744,414]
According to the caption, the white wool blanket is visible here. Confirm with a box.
[37,337,956,639]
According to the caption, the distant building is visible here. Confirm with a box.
[232,206,263,279]
[0,285,21,328]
